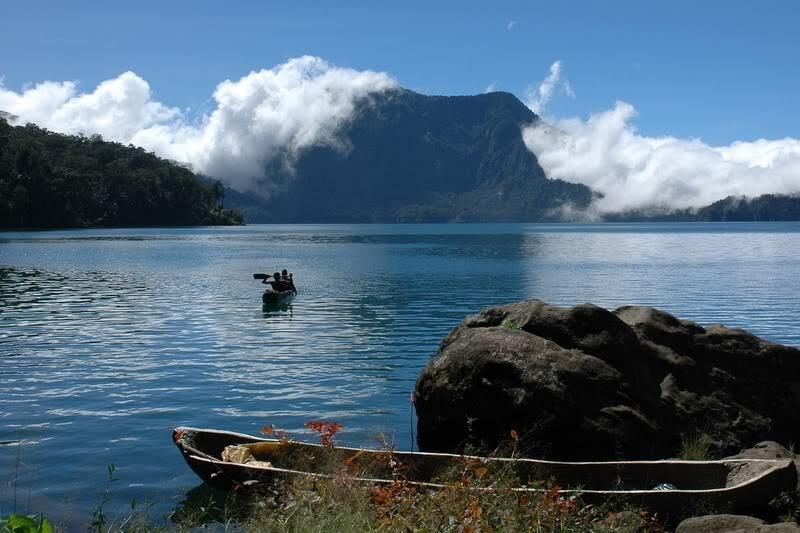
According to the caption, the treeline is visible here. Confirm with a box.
[695,194,800,221]
[0,118,243,228]
[606,194,800,222]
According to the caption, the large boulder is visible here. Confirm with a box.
[413,300,800,460]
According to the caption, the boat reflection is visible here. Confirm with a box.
[261,302,294,317]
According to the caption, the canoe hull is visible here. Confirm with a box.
[262,290,293,304]
[173,427,797,517]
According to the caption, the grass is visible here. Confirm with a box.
[233,474,665,532]
[678,433,715,461]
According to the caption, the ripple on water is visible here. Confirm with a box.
[1,223,799,528]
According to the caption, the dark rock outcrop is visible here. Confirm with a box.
[414,300,800,460]
[676,514,800,533]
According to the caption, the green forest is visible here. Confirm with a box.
[0,118,243,229]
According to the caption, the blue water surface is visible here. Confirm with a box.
[1,222,799,527]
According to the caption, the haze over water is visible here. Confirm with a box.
[2,222,799,527]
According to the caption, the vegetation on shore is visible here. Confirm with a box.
[0,118,243,229]
[13,427,800,531]
[1,513,53,533]
[71,424,666,532]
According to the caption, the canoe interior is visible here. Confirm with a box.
[174,427,788,492]
[262,290,293,304]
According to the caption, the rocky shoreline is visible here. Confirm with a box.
[413,299,800,529]
[414,299,800,460]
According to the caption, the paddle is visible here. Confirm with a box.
[253,273,270,280]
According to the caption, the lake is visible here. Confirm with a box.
[1,222,799,527]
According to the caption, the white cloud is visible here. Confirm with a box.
[0,56,396,195]
[0,80,79,124]
[522,101,800,212]
[485,81,498,93]
[524,60,572,115]
[507,20,516,30]
[563,80,575,99]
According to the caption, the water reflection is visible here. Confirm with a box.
[262,303,294,317]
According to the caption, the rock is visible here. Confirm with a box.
[674,514,800,532]
[726,442,797,461]
[726,442,800,497]
[676,514,766,532]
[414,299,800,460]
[763,524,800,532]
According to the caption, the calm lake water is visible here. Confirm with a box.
[2,222,800,527]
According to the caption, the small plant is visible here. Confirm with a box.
[90,464,118,532]
[509,428,519,458]
[679,432,714,460]
[260,423,292,442]
[1,513,53,533]
[305,420,343,447]
[501,319,521,330]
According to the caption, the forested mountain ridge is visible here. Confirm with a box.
[0,118,243,229]
[231,89,594,222]
[606,194,800,222]
[5,87,798,227]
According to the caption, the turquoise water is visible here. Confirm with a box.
[1,222,799,527]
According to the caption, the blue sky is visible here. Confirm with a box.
[2,0,798,145]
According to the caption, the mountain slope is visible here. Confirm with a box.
[230,89,593,222]
[0,118,243,228]
[604,194,800,222]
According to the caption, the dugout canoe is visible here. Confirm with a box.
[173,427,797,516]
[262,289,294,304]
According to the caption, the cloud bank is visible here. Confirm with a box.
[4,55,799,212]
[523,101,800,212]
[0,56,396,194]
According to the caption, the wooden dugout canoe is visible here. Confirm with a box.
[173,427,797,516]
[262,289,293,304]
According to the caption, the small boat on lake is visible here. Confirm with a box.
[262,289,294,304]
[173,427,798,516]
[254,271,296,305]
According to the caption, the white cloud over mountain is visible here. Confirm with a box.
[523,101,800,212]
[0,56,396,194]
[522,61,800,213]
[3,56,799,212]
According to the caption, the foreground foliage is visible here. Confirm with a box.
[232,475,663,533]
[0,118,243,228]
[1,513,53,533]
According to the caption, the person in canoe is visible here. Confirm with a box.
[262,271,297,294]
[262,272,286,291]
[281,269,298,294]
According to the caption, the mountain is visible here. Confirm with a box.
[0,118,243,228]
[605,194,800,222]
[695,194,800,221]
[227,89,593,222]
